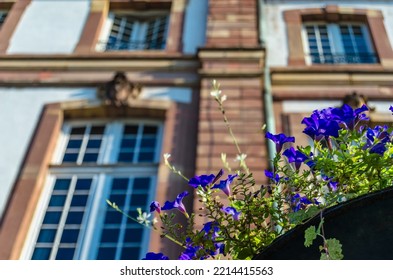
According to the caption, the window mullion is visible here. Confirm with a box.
[49,176,78,260]
[314,25,324,63]
[115,178,134,260]
[133,124,144,163]
[77,125,91,164]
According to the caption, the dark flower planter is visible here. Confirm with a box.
[254,187,393,260]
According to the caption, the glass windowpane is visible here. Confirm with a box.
[60,229,80,243]
[37,229,57,243]
[56,248,75,260]
[32,248,51,260]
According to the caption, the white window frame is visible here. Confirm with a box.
[21,120,163,260]
[302,22,376,65]
[96,11,170,52]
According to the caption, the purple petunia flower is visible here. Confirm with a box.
[188,174,215,189]
[291,193,312,212]
[283,147,309,170]
[178,245,200,260]
[149,201,161,214]
[365,126,390,148]
[370,142,387,155]
[161,191,189,217]
[142,252,169,260]
[222,206,241,220]
[264,170,281,183]
[212,174,238,196]
[331,104,369,130]
[322,175,338,192]
[201,221,220,239]
[328,181,339,192]
[389,106,393,115]
[302,112,341,141]
[265,132,295,153]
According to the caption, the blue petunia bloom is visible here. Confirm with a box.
[264,170,281,183]
[322,175,338,192]
[302,111,341,141]
[178,245,200,260]
[201,221,220,239]
[161,191,189,217]
[328,181,339,192]
[291,193,312,212]
[283,147,309,170]
[149,201,161,214]
[188,174,215,189]
[390,106,393,115]
[331,104,369,130]
[370,142,387,155]
[265,132,295,153]
[142,252,169,260]
[212,174,238,196]
[222,206,241,220]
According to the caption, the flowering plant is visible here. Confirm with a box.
[108,81,393,260]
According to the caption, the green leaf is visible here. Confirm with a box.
[304,226,317,247]
[325,238,344,260]
[288,206,319,225]
[320,253,329,260]
[235,247,253,260]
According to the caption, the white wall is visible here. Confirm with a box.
[182,0,208,54]
[7,0,90,54]
[0,88,96,218]
[263,1,393,66]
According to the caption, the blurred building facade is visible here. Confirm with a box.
[0,0,392,260]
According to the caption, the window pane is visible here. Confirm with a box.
[118,152,134,162]
[130,194,148,207]
[90,126,105,135]
[104,210,123,224]
[48,195,67,207]
[56,248,75,260]
[124,228,143,243]
[82,153,98,162]
[70,127,86,135]
[87,139,102,149]
[32,248,51,260]
[120,247,140,260]
[60,229,80,243]
[97,247,117,260]
[65,211,84,225]
[70,195,88,207]
[63,153,78,163]
[75,178,92,190]
[112,178,129,191]
[121,139,137,148]
[143,126,157,135]
[53,179,71,190]
[109,194,126,207]
[43,212,62,224]
[124,125,138,134]
[37,229,57,243]
[100,228,120,243]
[140,138,156,148]
[137,152,154,162]
[67,139,82,149]
[133,178,151,191]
